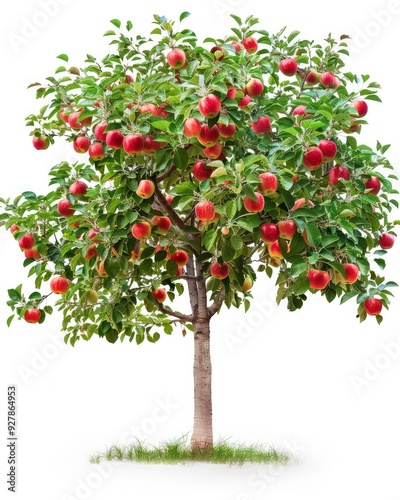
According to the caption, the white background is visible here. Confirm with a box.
[1,1,400,499]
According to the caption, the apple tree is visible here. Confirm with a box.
[0,13,398,450]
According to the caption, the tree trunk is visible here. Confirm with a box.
[190,317,213,451]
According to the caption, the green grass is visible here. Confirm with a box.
[89,436,292,466]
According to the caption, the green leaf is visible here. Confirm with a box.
[180,11,191,22]
[57,54,69,62]
[225,200,237,220]
[305,224,322,246]
[290,259,308,277]
[174,148,189,170]
[287,30,300,43]
[110,19,121,28]
[293,276,309,295]
[203,230,218,252]
[357,257,370,276]
[7,315,14,327]
[231,235,243,251]
[106,330,119,344]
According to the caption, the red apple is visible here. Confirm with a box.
[242,276,253,292]
[85,244,98,260]
[258,172,278,195]
[88,228,106,243]
[59,109,70,123]
[10,224,19,234]
[302,147,323,170]
[68,110,92,130]
[217,123,236,138]
[151,216,171,234]
[342,118,360,134]
[32,135,49,150]
[193,161,213,181]
[292,105,308,117]
[123,133,144,154]
[277,220,297,239]
[318,140,337,162]
[125,74,134,83]
[226,87,237,99]
[320,72,336,88]
[167,48,186,69]
[94,123,108,142]
[364,297,382,316]
[106,130,124,149]
[171,249,189,267]
[210,261,229,279]
[251,116,271,134]
[198,124,220,147]
[268,240,284,259]
[308,269,330,290]
[350,100,368,117]
[279,58,298,76]
[166,195,174,205]
[210,46,225,61]
[246,78,264,97]
[243,192,265,213]
[88,142,105,160]
[139,103,160,116]
[242,37,258,54]
[96,260,108,277]
[329,166,350,185]
[195,200,215,221]
[203,142,222,159]
[184,118,202,138]
[198,94,221,119]
[231,41,242,51]
[306,71,319,85]
[238,95,252,109]
[336,263,359,284]
[18,234,35,250]
[136,180,155,199]
[24,247,41,260]
[261,223,279,243]
[58,199,75,217]
[69,180,88,196]
[152,288,168,303]
[132,221,151,240]
[379,233,395,249]
[50,276,70,294]
[24,309,41,323]
[73,135,90,153]
[365,177,381,195]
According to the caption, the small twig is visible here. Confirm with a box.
[157,303,193,322]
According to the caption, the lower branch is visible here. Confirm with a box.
[207,289,226,317]
[156,303,193,323]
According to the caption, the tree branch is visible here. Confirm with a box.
[157,303,193,322]
[155,163,176,183]
[153,183,186,230]
[207,289,226,317]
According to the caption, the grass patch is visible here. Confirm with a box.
[90,436,292,466]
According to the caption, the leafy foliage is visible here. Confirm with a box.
[0,14,398,343]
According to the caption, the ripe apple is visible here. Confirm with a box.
[210,46,225,61]
[246,78,264,97]
[132,221,151,240]
[94,123,108,142]
[342,118,360,134]
[226,87,237,99]
[195,200,215,221]
[24,308,41,323]
[24,247,41,260]
[318,140,337,162]
[125,74,134,83]
[198,94,221,119]
[151,216,171,234]
[184,118,202,138]
[96,260,108,277]
[329,166,350,185]
[171,249,189,267]
[292,105,308,117]
[10,224,19,234]
[336,263,359,284]
[258,172,278,195]
[106,130,124,149]
[302,147,323,170]
[73,135,90,153]
[167,48,186,69]
[139,103,160,116]
[89,142,105,160]
[193,161,213,181]
[59,109,70,123]
[166,195,174,205]
[69,180,88,196]
[198,124,220,147]
[203,142,222,159]
[350,100,368,117]
[261,223,279,243]
[268,240,284,259]
[221,226,230,235]
[231,41,242,51]
[238,96,252,110]
[88,228,105,243]
[279,58,298,76]
[32,135,49,150]
[136,180,155,199]
[365,177,381,195]
[18,233,35,250]
[85,244,98,260]
[152,288,168,303]
[251,116,271,134]
[364,297,383,316]
[308,269,330,290]
[320,71,336,88]
[243,192,265,213]
[278,220,297,239]
[58,199,75,217]
[50,276,70,294]
[242,276,253,292]
[379,233,395,249]
[306,71,319,85]
[217,123,236,138]
[123,133,144,154]
[68,110,92,130]
[242,37,258,53]
[210,262,229,279]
